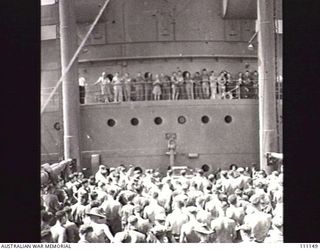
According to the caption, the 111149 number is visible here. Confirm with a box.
[300,244,319,248]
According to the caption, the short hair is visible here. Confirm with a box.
[90,200,101,208]
[228,194,237,205]
[90,191,98,200]
[41,230,52,242]
[108,188,116,196]
[81,179,89,185]
[218,194,227,202]
[79,225,93,235]
[41,211,52,223]
[175,199,185,208]
[152,191,159,199]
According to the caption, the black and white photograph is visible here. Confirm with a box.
[40,0,283,243]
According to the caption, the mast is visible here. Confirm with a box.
[59,0,81,170]
[257,0,277,174]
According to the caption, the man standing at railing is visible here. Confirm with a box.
[145,72,153,101]
[79,76,86,104]
[236,73,243,99]
[185,71,194,100]
[209,71,217,100]
[112,72,123,103]
[135,72,145,101]
[177,71,184,100]
[162,74,171,100]
[252,71,259,99]
[152,74,162,101]
[225,72,233,96]
[193,72,202,100]
[201,69,210,99]
[123,73,132,102]
[217,71,227,99]
[93,72,111,103]
[171,72,179,100]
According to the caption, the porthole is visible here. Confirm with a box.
[178,116,186,124]
[107,119,116,127]
[202,164,210,172]
[201,115,210,124]
[131,118,139,126]
[224,115,232,123]
[154,117,163,125]
[53,122,61,131]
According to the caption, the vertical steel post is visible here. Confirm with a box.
[257,0,277,174]
[59,0,81,170]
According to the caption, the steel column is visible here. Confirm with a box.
[59,0,81,170]
[257,0,277,174]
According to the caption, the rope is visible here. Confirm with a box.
[41,0,110,115]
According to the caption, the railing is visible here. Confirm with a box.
[41,81,283,106]
[82,81,259,104]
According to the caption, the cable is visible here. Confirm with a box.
[41,0,110,115]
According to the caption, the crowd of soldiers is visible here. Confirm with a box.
[41,163,283,243]
[79,69,259,104]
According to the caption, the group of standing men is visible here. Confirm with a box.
[78,69,258,104]
[41,163,283,243]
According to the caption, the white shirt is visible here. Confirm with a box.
[79,77,86,86]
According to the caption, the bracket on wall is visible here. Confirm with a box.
[165,132,177,140]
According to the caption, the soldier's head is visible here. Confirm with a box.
[175,199,185,209]
[227,194,237,206]
[79,225,94,242]
[55,210,67,226]
[208,174,215,182]
[41,230,53,243]
[81,178,89,188]
[167,169,173,177]
[87,207,106,224]
[89,175,96,186]
[128,215,138,229]
[197,169,204,176]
